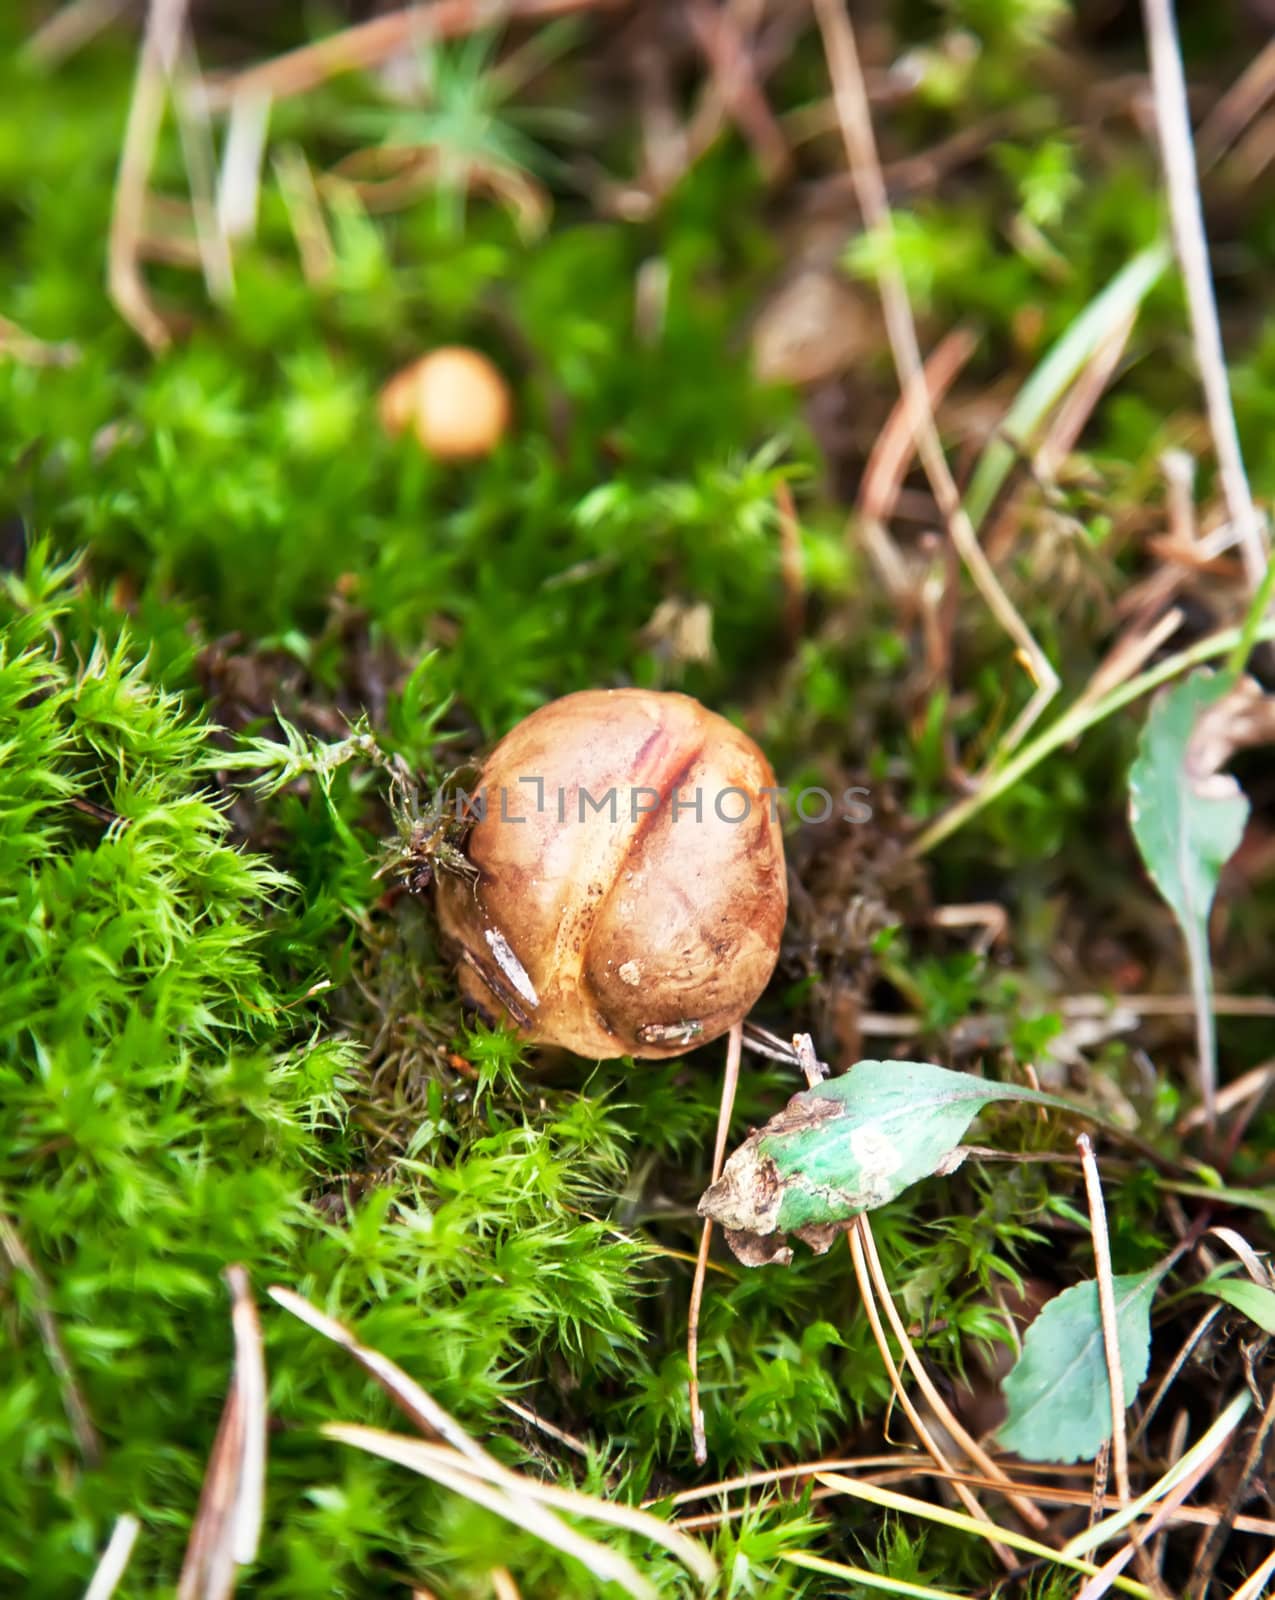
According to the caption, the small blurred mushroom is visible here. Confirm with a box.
[379,346,512,461]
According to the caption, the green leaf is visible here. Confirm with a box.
[698,1060,1078,1263]
[1128,670,1250,1122]
[998,1268,1162,1463]
[1200,1272,1275,1335]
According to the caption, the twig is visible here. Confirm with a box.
[0,1214,101,1464]
[108,0,186,350]
[1140,0,1268,591]
[812,0,1060,758]
[199,0,613,112]
[1078,1137,1131,1507]
[688,1020,742,1465]
[83,1515,142,1600]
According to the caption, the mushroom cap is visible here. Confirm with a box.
[436,688,788,1058]
[379,346,511,460]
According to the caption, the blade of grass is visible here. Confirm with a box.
[812,1473,1155,1598]
[1062,1389,1251,1559]
[323,1426,715,1587]
[780,1551,964,1599]
[325,1425,660,1600]
[912,613,1275,855]
[962,244,1169,532]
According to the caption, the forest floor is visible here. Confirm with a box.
[3,2,1275,1596]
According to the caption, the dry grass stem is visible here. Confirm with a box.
[272,146,336,283]
[83,1515,142,1600]
[23,0,130,66]
[1140,0,1268,592]
[813,0,1060,759]
[216,92,272,241]
[1188,1381,1275,1598]
[108,0,187,350]
[1196,36,1275,167]
[1128,1305,1220,1450]
[200,0,611,112]
[856,1214,1049,1532]
[688,1019,742,1465]
[847,1221,1019,1569]
[686,1,789,182]
[177,1266,266,1600]
[0,1215,101,1464]
[774,479,805,643]
[1078,1136,1133,1509]
[856,326,977,600]
[326,1425,659,1600]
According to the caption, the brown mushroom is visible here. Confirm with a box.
[436,688,788,1058]
[379,346,511,460]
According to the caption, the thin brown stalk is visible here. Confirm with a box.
[499,1396,590,1458]
[774,480,804,644]
[686,1,789,182]
[1140,0,1268,591]
[856,326,977,600]
[1090,1440,1112,1529]
[688,1020,742,1465]
[1128,1305,1220,1450]
[108,0,186,351]
[1077,610,1185,711]
[0,1215,101,1464]
[1196,36,1275,167]
[812,0,1060,756]
[200,0,612,112]
[847,1221,1018,1570]
[23,0,131,66]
